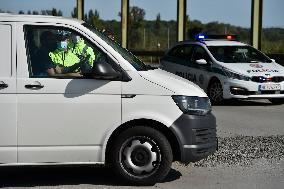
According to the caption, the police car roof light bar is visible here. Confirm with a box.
[194,34,207,41]
[198,35,205,39]
[204,35,238,41]
[227,35,233,40]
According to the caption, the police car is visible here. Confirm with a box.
[160,35,284,104]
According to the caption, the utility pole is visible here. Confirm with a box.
[177,0,186,41]
[121,0,129,48]
[76,0,84,20]
[251,0,263,49]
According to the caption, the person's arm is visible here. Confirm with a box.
[46,67,56,75]
[86,47,96,64]
[45,52,82,77]
[47,66,82,77]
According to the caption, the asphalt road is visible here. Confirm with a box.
[214,99,284,137]
[1,99,283,189]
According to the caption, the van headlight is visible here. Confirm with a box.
[222,68,251,81]
[172,96,211,116]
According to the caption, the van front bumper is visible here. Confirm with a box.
[170,113,217,164]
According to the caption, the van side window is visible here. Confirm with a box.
[24,25,108,78]
[0,24,12,77]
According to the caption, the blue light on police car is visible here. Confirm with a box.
[198,34,205,39]
[194,34,207,41]
[194,34,206,41]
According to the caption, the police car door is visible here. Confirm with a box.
[162,44,196,82]
[190,45,212,90]
[16,23,121,163]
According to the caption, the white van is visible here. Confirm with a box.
[0,14,217,185]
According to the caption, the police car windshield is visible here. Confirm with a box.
[208,45,272,63]
[82,23,148,71]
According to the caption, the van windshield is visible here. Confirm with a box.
[83,23,148,71]
[208,45,272,63]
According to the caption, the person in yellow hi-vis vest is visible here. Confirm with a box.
[69,35,96,65]
[49,34,94,74]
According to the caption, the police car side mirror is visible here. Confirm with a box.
[89,60,121,80]
[196,59,207,65]
[271,59,276,63]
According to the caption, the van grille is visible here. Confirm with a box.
[192,128,217,144]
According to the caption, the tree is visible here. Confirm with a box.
[32,11,39,15]
[129,6,145,28]
[154,13,162,35]
[0,9,12,13]
[51,8,62,16]
[128,6,145,49]
[71,7,77,18]
[40,8,62,16]
[41,10,46,15]
[84,9,103,29]
[186,16,204,39]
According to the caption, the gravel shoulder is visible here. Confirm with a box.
[195,135,284,167]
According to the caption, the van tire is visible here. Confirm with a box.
[109,126,173,185]
[208,79,224,104]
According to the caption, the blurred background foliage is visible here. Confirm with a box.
[0,6,283,54]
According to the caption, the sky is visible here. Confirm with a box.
[0,0,283,28]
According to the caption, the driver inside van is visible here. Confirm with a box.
[33,31,83,77]
[49,33,93,74]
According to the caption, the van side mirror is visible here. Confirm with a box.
[87,60,121,80]
[196,59,207,65]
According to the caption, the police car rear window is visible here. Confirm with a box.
[168,45,193,60]
[208,46,272,63]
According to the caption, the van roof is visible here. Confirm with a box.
[0,13,84,25]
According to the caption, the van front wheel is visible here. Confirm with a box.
[110,126,173,185]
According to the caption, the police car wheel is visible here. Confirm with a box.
[110,126,173,185]
[268,98,284,105]
[208,80,224,104]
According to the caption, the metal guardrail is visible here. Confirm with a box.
[132,51,284,66]
[131,50,165,57]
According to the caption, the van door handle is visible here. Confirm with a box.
[0,82,8,89]
[25,84,44,89]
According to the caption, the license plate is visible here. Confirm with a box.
[258,84,281,91]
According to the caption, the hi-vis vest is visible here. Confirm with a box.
[69,40,95,65]
[49,40,96,67]
[49,49,80,67]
